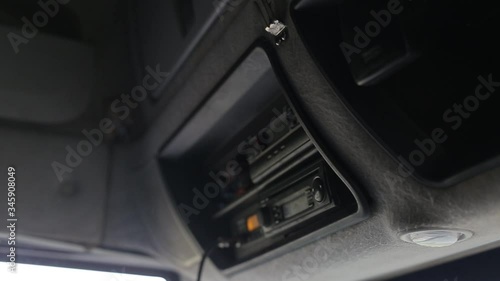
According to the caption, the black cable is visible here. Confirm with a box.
[196,246,215,281]
[196,239,236,281]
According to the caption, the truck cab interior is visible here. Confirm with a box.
[1,0,500,280]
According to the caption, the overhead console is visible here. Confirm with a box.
[159,48,367,270]
[136,0,218,99]
[293,0,500,186]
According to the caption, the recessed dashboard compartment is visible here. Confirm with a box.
[158,48,367,270]
[293,0,500,186]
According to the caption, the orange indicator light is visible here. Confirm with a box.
[246,214,260,232]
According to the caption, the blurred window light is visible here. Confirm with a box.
[0,263,166,281]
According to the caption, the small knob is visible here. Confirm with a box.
[312,177,325,203]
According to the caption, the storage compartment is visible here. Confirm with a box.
[159,48,367,269]
[293,0,500,186]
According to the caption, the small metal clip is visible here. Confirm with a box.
[265,20,287,46]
